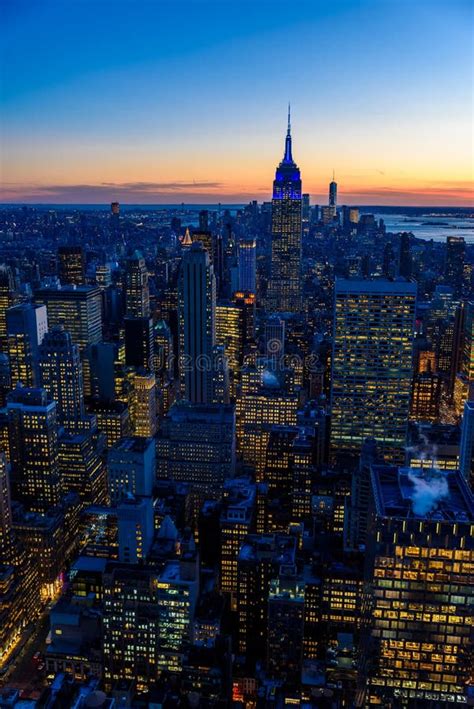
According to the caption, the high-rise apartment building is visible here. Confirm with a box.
[330,279,416,462]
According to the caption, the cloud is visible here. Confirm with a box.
[0,180,241,204]
[98,181,223,190]
[0,179,472,206]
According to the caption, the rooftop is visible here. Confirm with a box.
[109,436,154,454]
[371,465,474,522]
[335,277,417,295]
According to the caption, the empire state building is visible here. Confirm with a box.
[266,107,302,313]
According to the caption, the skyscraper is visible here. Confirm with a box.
[7,386,61,514]
[238,238,256,294]
[157,401,235,489]
[178,242,216,404]
[216,302,244,393]
[267,107,302,313]
[330,279,416,462]
[125,250,150,318]
[445,236,465,295]
[7,303,48,387]
[0,452,13,565]
[124,316,154,371]
[57,245,85,286]
[129,372,157,437]
[398,232,412,278]
[0,265,17,353]
[362,465,474,706]
[35,285,102,353]
[328,171,337,217]
[39,325,86,433]
[459,400,474,487]
[108,436,156,504]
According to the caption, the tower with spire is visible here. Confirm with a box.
[266,105,303,313]
[329,170,337,216]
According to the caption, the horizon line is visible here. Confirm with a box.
[0,202,472,210]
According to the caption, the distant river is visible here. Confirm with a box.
[372,213,474,243]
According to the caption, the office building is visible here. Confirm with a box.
[58,430,107,507]
[155,553,199,673]
[88,399,131,448]
[266,567,305,683]
[233,290,256,348]
[220,477,255,606]
[117,495,154,564]
[238,238,256,294]
[125,250,150,318]
[236,368,298,480]
[88,341,120,402]
[103,563,161,691]
[39,325,86,432]
[216,302,244,390]
[410,369,442,423]
[103,551,198,689]
[267,107,302,313]
[7,303,48,387]
[129,372,157,437]
[157,401,235,490]
[57,245,85,286]
[362,465,474,706]
[107,436,155,504]
[35,285,102,353]
[7,386,61,514]
[445,236,465,295]
[0,452,13,565]
[264,315,285,366]
[237,534,297,661]
[0,265,17,352]
[459,400,474,487]
[178,242,216,404]
[124,316,154,370]
[330,279,416,462]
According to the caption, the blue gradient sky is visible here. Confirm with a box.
[1,0,473,204]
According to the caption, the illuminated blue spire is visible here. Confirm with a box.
[283,102,293,163]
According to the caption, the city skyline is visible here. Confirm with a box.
[1,0,473,206]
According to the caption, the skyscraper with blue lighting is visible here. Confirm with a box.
[267,107,302,313]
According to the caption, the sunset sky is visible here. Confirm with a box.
[1,0,473,206]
